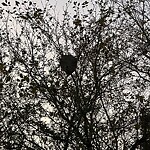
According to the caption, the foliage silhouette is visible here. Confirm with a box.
[60,55,77,76]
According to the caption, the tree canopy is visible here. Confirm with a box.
[0,0,150,149]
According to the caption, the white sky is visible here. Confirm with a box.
[0,0,88,9]
[35,0,90,18]
[0,0,91,20]
[34,0,87,8]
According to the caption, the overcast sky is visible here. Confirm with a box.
[34,0,87,8]
[0,0,95,17]
[34,0,89,17]
[0,0,90,19]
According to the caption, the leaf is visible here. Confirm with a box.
[19,92,23,97]
[73,19,81,26]
[24,76,29,82]
[73,15,77,18]
[55,81,59,87]
[82,1,88,5]
[29,1,32,6]
[6,76,11,82]
[20,73,23,78]
[17,78,20,82]
[31,86,37,94]
[136,94,144,103]
[19,83,22,88]
[20,15,27,20]
[73,1,77,5]
[0,63,4,71]
[0,82,3,89]
[15,1,20,6]
[135,124,140,130]
[1,2,8,6]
